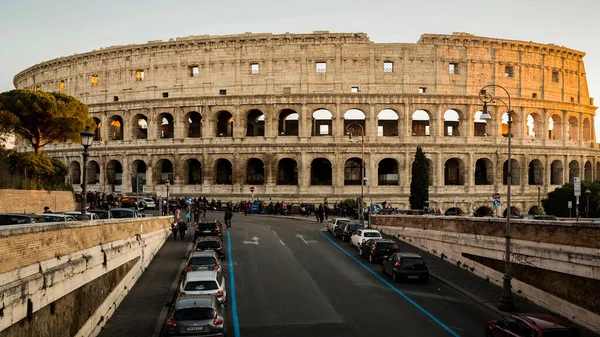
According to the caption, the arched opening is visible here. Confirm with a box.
[93,118,102,141]
[584,161,592,182]
[216,111,234,137]
[528,160,544,185]
[156,159,174,184]
[133,114,148,140]
[377,109,398,137]
[473,111,487,137]
[131,160,147,192]
[444,158,465,185]
[344,157,364,186]
[444,207,464,216]
[246,158,265,185]
[503,206,521,217]
[569,160,580,183]
[68,161,81,185]
[87,160,100,184]
[527,113,542,138]
[312,109,332,136]
[501,112,512,137]
[568,116,579,141]
[412,110,430,136]
[185,159,202,185]
[215,159,233,184]
[503,159,521,185]
[475,158,493,185]
[109,116,123,140]
[246,109,265,137]
[474,206,492,217]
[107,160,123,186]
[344,109,366,137]
[278,109,299,136]
[548,115,562,140]
[159,113,174,139]
[378,158,399,185]
[187,111,202,138]
[551,160,564,185]
[528,206,542,215]
[583,118,591,141]
[443,109,460,136]
[277,158,298,185]
[310,158,332,185]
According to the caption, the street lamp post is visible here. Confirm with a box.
[165,180,171,215]
[585,189,591,218]
[79,126,95,214]
[479,84,516,312]
[346,122,366,225]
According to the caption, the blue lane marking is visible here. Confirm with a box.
[227,232,241,337]
[319,232,461,337]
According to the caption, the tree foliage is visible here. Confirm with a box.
[410,146,429,210]
[542,181,600,218]
[0,147,69,190]
[0,89,92,154]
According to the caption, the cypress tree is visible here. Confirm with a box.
[410,146,429,210]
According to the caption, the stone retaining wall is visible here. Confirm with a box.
[0,189,75,213]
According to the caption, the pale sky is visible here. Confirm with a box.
[1,0,599,130]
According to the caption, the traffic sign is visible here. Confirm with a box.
[574,177,581,196]
[372,204,381,213]
[493,199,501,207]
[250,186,255,193]
[493,193,501,200]
[568,201,573,209]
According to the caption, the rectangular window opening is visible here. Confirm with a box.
[283,87,291,94]
[219,89,227,95]
[351,87,359,93]
[135,70,145,81]
[504,66,514,78]
[59,80,65,91]
[35,86,41,91]
[480,89,486,95]
[384,61,393,73]
[377,126,384,137]
[419,87,426,94]
[162,92,169,98]
[113,96,119,102]
[251,63,259,75]
[571,97,575,103]
[91,75,98,87]
[191,66,199,77]
[532,93,538,99]
[319,125,329,135]
[449,63,458,74]
[316,62,327,73]
[552,70,559,83]
[425,125,430,136]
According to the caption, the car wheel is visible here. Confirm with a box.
[392,272,398,283]
[368,255,373,264]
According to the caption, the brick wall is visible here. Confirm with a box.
[0,189,75,213]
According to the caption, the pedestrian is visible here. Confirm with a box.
[171,221,179,240]
[317,204,325,223]
[179,219,187,240]
[43,206,52,214]
[224,208,233,228]
[185,209,191,223]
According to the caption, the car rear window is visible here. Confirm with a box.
[542,329,580,337]
[196,241,221,249]
[189,256,216,265]
[184,280,219,291]
[198,222,217,229]
[347,225,363,231]
[377,242,398,250]
[92,212,109,219]
[364,232,381,237]
[111,210,134,218]
[174,307,215,321]
[402,258,424,267]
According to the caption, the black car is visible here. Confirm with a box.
[194,219,223,240]
[0,213,46,226]
[195,236,225,259]
[359,239,399,263]
[381,252,429,283]
[334,222,364,242]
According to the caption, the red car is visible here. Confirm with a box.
[486,313,580,337]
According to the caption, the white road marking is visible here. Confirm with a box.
[272,230,277,235]
[295,234,317,244]
[279,239,285,246]
[266,225,271,229]
[243,236,260,245]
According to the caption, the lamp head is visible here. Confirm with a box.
[479,102,492,121]
[80,126,95,147]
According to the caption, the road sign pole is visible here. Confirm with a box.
[576,196,580,222]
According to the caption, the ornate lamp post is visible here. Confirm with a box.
[585,189,591,218]
[79,126,95,214]
[479,84,516,312]
[346,122,366,225]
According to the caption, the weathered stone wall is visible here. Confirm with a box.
[0,189,75,213]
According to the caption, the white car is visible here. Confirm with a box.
[64,212,100,221]
[180,270,227,304]
[351,229,383,249]
[141,198,156,209]
[327,217,351,233]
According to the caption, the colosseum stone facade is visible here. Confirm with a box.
[12,31,600,215]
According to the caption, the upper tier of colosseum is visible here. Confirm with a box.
[13,31,593,109]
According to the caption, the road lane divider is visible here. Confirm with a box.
[227,232,241,337]
[296,233,317,244]
[319,232,461,337]
[279,239,286,246]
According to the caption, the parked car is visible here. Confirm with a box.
[141,198,156,210]
[359,239,399,263]
[37,214,77,222]
[194,219,223,241]
[522,215,560,221]
[109,208,141,219]
[381,252,429,283]
[186,251,221,272]
[179,270,227,305]
[350,229,383,248]
[326,217,351,233]
[334,222,364,242]
[88,210,112,219]
[0,213,46,226]
[195,237,225,259]
[63,212,100,221]
[119,197,139,210]
[165,295,227,337]
[486,313,580,337]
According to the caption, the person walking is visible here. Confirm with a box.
[171,221,179,240]
[179,219,187,240]
[224,208,233,228]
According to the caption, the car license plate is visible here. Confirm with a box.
[197,266,210,270]
[186,326,204,332]
[382,255,389,259]
[408,275,419,279]
[203,230,211,233]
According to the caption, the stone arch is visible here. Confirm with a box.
[185,158,202,185]
[133,114,148,140]
[502,159,521,185]
[568,116,579,141]
[583,118,592,141]
[155,159,174,184]
[277,158,298,185]
[584,161,592,182]
[186,111,202,138]
[411,110,430,136]
[311,158,332,185]
[443,109,460,136]
[344,109,366,137]
[107,160,123,186]
[377,109,398,137]
[503,206,521,217]
[278,109,299,136]
[548,114,562,140]
[215,159,233,184]
[551,160,564,185]
[528,159,544,185]
[93,117,102,141]
[568,160,580,183]
[344,157,364,186]
[131,160,147,192]
[378,158,399,185]
[475,158,493,185]
[528,205,542,215]
[444,207,464,216]
[87,160,100,184]
[473,111,488,137]
[526,112,542,138]
[216,110,234,137]
[68,161,81,185]
[158,113,174,139]
[246,158,265,185]
[246,109,265,137]
[312,109,332,136]
[108,115,123,141]
[444,158,465,185]
[474,206,493,217]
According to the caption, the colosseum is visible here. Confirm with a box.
[12,31,599,215]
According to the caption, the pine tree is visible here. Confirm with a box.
[410,146,429,210]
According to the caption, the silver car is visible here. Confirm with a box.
[165,295,227,336]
